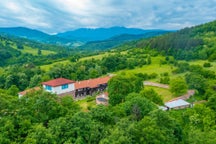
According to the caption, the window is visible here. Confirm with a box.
[45,85,52,91]
[62,84,68,89]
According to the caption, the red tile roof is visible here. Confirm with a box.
[42,78,75,87]
[75,76,111,89]
[18,87,41,96]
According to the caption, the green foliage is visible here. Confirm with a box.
[203,62,212,67]
[37,49,42,55]
[185,73,207,93]
[0,64,42,90]
[24,124,55,144]
[7,85,19,96]
[206,94,216,111]
[170,77,188,96]
[99,118,133,144]
[108,75,143,105]
[1,20,216,143]
[140,88,164,105]
[132,110,182,144]
[49,112,105,144]
[172,62,190,73]
[124,93,156,120]
[90,105,113,125]
[160,73,170,84]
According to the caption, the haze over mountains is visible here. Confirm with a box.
[0,26,172,48]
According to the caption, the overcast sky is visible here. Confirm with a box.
[0,0,216,33]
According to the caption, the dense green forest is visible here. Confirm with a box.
[122,20,216,61]
[1,20,216,143]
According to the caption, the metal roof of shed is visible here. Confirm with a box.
[165,99,190,108]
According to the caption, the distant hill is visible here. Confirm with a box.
[56,27,170,42]
[0,26,172,49]
[0,27,76,46]
[79,30,171,50]
[0,33,72,66]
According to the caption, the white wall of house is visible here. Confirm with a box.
[43,83,75,95]
[18,94,23,98]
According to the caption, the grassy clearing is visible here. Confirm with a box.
[0,68,4,75]
[187,60,216,72]
[80,52,111,61]
[40,60,70,71]
[80,51,127,61]
[21,46,56,56]
[117,56,174,75]
[144,85,173,102]
[76,96,96,112]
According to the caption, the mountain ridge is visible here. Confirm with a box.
[0,26,172,47]
[56,26,172,42]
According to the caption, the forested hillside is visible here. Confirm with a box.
[0,34,76,66]
[78,30,170,50]
[134,20,216,60]
[0,27,77,46]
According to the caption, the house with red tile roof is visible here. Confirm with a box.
[19,76,111,98]
[74,76,111,97]
[42,78,75,95]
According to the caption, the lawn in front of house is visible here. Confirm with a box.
[76,96,97,112]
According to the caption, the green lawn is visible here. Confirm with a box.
[117,56,174,75]
[144,85,173,102]
[79,51,127,61]
[40,60,70,71]
[9,43,56,56]
[80,52,111,61]
[21,46,56,56]
[187,60,216,71]
[76,96,97,112]
[0,68,3,75]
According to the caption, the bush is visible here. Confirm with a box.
[203,62,212,67]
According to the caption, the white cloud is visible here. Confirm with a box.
[0,0,216,33]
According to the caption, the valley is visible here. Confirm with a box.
[1,20,216,143]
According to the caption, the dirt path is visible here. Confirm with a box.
[168,90,195,102]
[144,81,169,89]
[144,81,195,102]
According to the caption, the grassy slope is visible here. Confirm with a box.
[144,86,173,102]
[187,60,216,71]
[116,56,174,75]
[21,46,56,56]
[1,38,56,56]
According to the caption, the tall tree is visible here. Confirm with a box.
[170,77,188,96]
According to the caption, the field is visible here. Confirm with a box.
[187,60,216,71]
[144,86,173,102]
[0,68,3,74]
[21,46,56,56]
[117,56,174,76]
[40,60,70,71]
[8,42,56,56]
